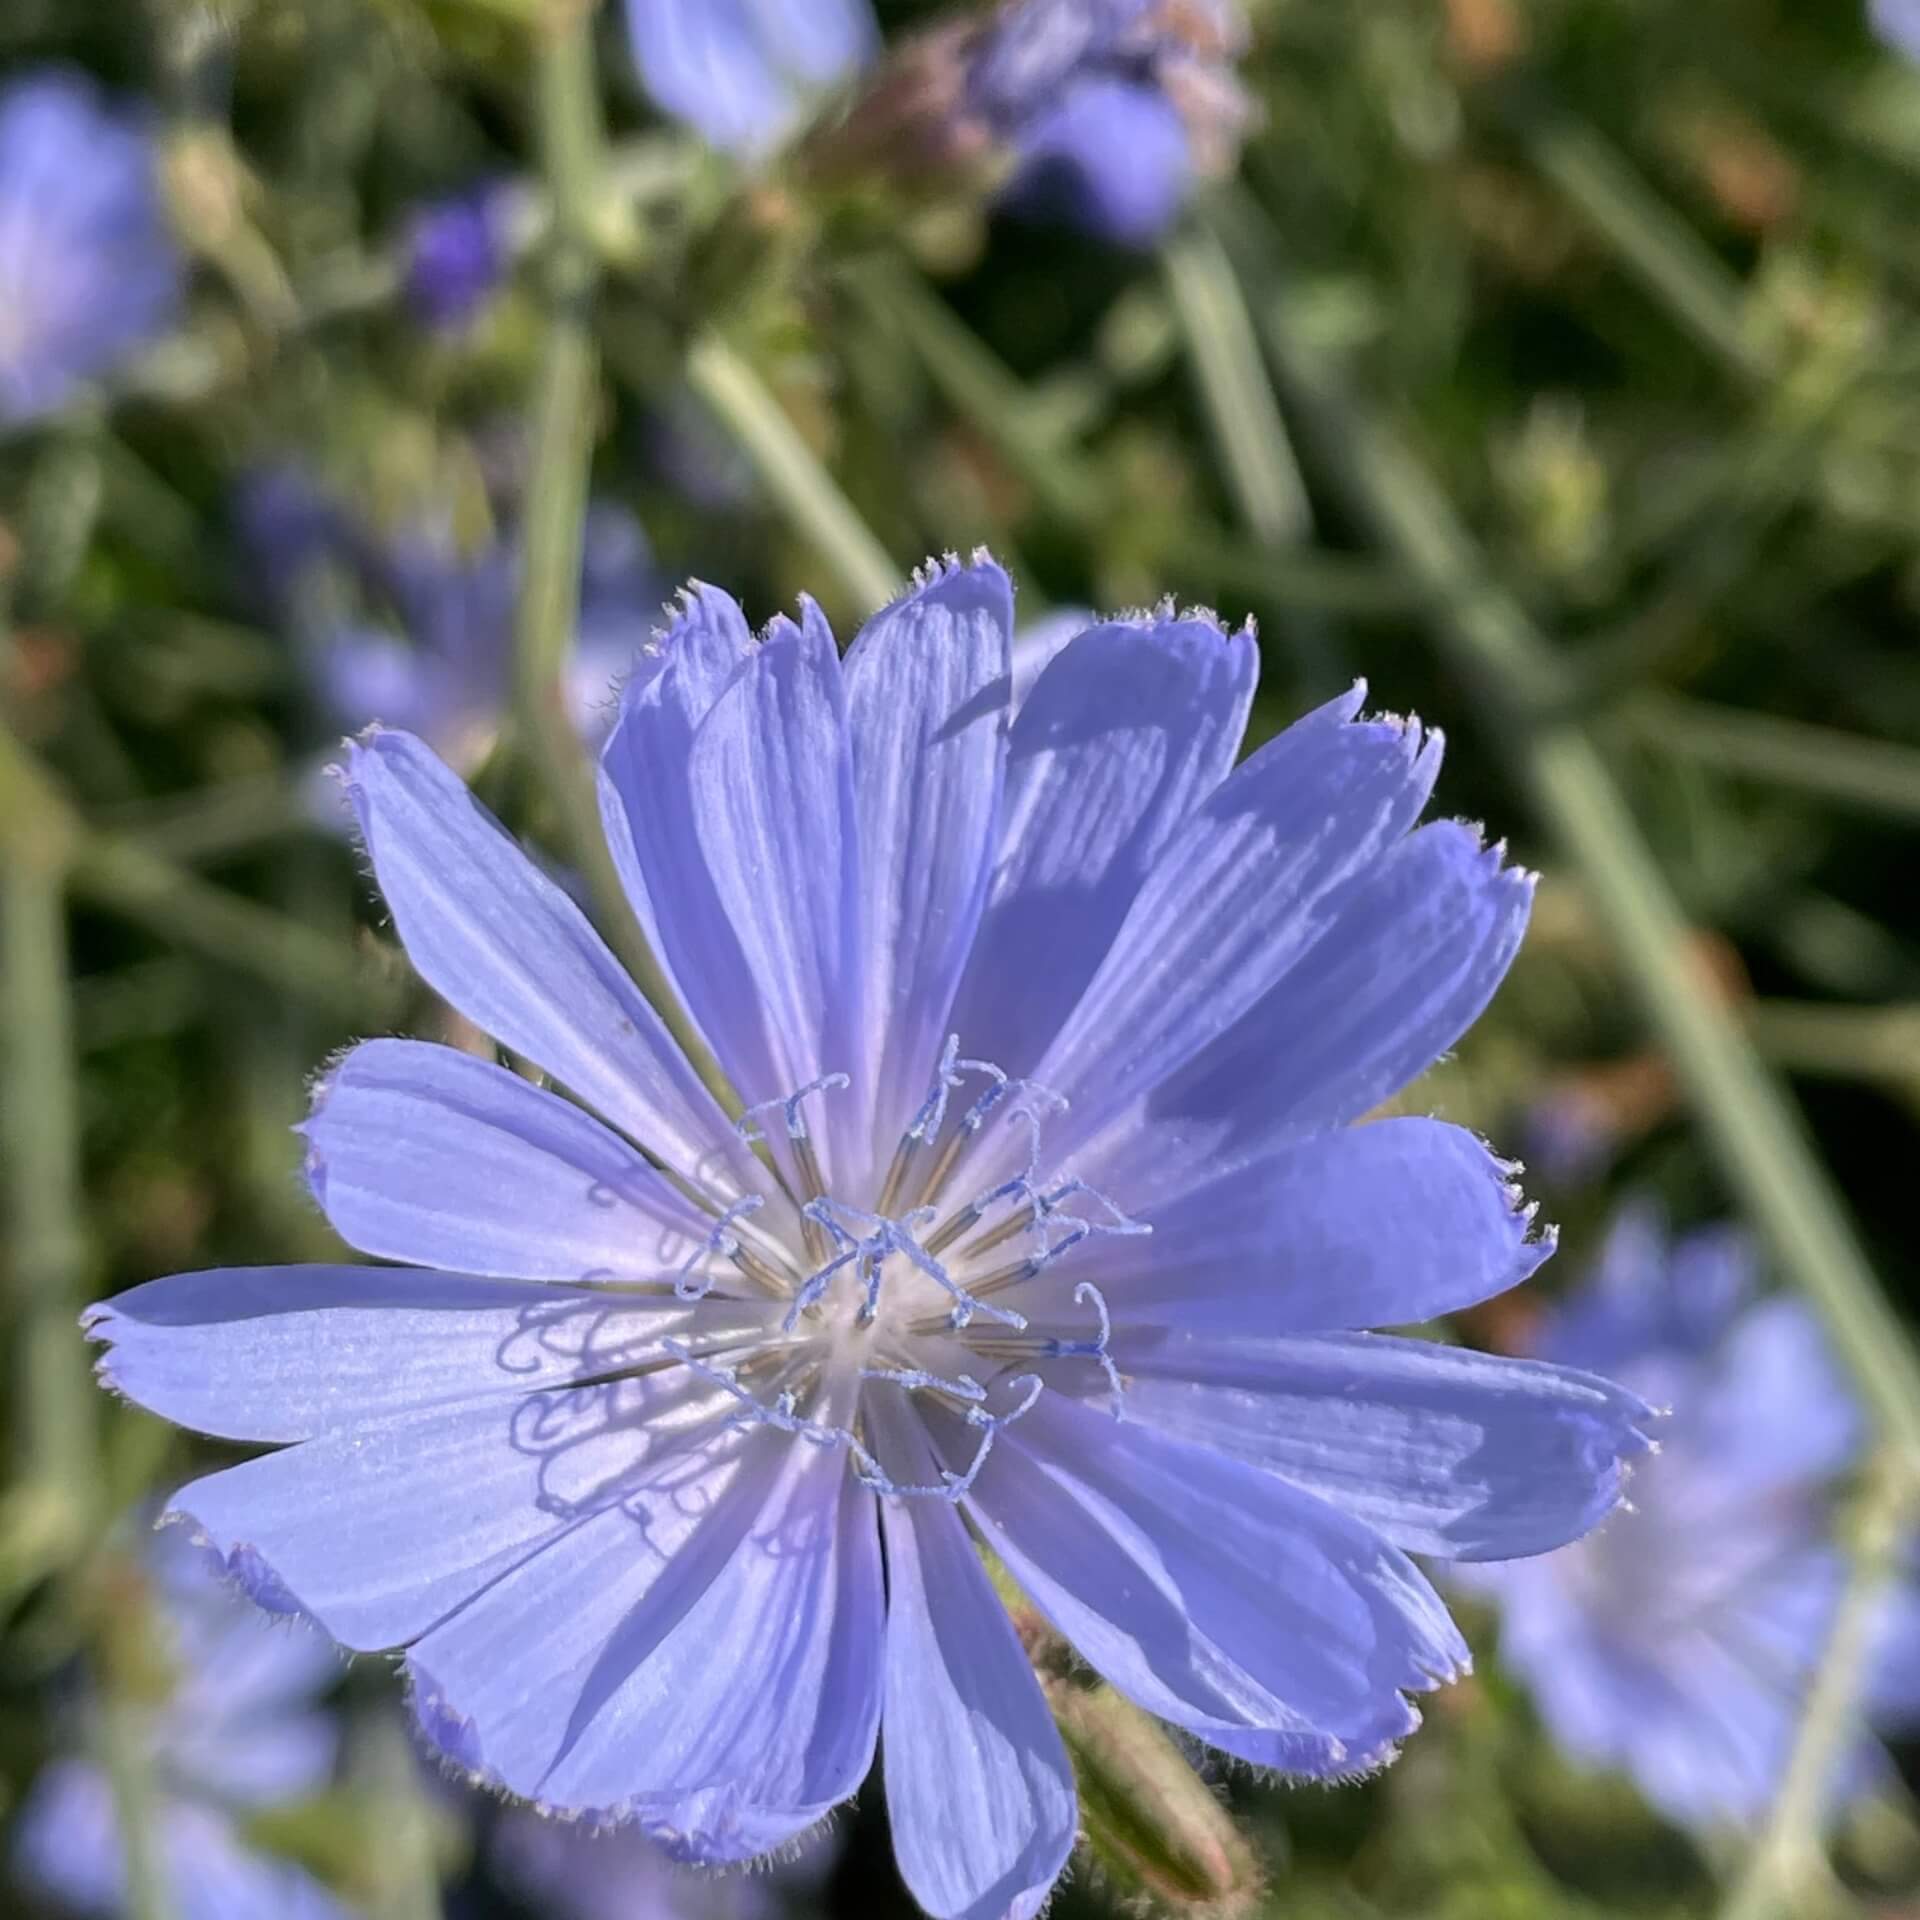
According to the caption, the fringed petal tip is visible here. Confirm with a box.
[909,547,1003,589]
[153,1509,319,1625]
[407,1660,488,1778]
[404,1657,856,1871]
[1095,593,1255,645]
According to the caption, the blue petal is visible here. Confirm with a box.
[597,587,770,1100]
[1022,689,1442,1179]
[87,1265,774,1444]
[1076,1116,1550,1335]
[842,557,1012,1170]
[302,1039,716,1281]
[624,0,874,154]
[962,1388,1468,1775]
[344,730,762,1209]
[408,1427,881,1852]
[750,0,880,86]
[946,612,1256,1082]
[1007,606,1088,710]
[1076,817,1534,1212]
[1111,1329,1653,1561]
[683,606,867,1183]
[625,0,791,152]
[1005,76,1193,247]
[870,1393,1074,1920]
[160,1367,733,1649]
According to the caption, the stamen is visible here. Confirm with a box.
[903,1034,965,1143]
[672,1195,767,1301]
[737,1069,849,1256]
[858,1363,986,1403]
[659,1338,847,1455]
[782,1200,873,1331]
[1047,1281,1126,1416]
[853,1371,1044,1503]
[735,1071,851,1147]
[804,1197,1029,1332]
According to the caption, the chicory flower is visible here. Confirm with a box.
[0,69,181,428]
[624,0,880,156]
[13,1528,348,1920]
[1463,1204,1920,1834]
[88,555,1649,1920]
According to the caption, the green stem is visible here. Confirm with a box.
[0,724,385,1023]
[1252,257,1920,1468]
[1501,88,1776,385]
[1,847,95,1553]
[685,331,900,614]
[848,258,1104,530]
[1,701,170,1920]
[1720,1456,1918,1920]
[1618,691,1920,825]
[1162,219,1346,691]
[517,8,724,1103]
[98,1697,174,1920]
[106,771,318,866]
[1162,224,1313,546]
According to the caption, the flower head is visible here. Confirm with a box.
[846,0,1253,245]
[400,185,514,331]
[0,70,181,428]
[88,554,1649,1920]
[1462,1203,1920,1834]
[13,1527,348,1920]
[237,468,662,772]
[624,0,880,156]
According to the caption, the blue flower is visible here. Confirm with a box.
[0,70,182,429]
[236,469,662,773]
[86,555,1649,1920]
[966,0,1253,245]
[1461,1203,1920,1835]
[400,185,512,331]
[13,1527,349,1920]
[1872,0,1920,61]
[624,0,880,156]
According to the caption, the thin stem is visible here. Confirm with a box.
[1618,691,1920,826]
[105,770,318,865]
[1,849,95,1552]
[1720,1456,1918,1920]
[848,258,1104,529]
[1249,236,1920,1469]
[0,723,386,1022]
[1161,220,1346,691]
[1162,224,1313,545]
[1,691,170,1920]
[1501,88,1776,385]
[685,331,900,614]
[517,7,725,1103]
[98,1696,173,1920]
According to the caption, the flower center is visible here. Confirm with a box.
[663,1037,1144,1501]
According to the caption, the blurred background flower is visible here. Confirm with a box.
[236,467,663,776]
[0,70,180,429]
[1462,1206,1920,1835]
[624,0,881,156]
[12,1527,350,1919]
